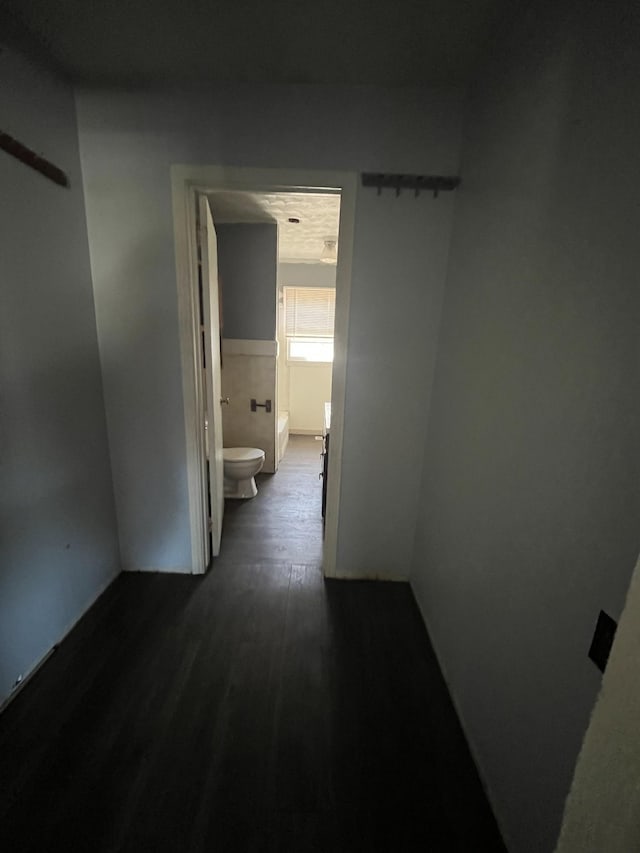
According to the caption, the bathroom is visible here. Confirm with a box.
[207,190,340,554]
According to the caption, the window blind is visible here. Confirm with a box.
[284,287,335,338]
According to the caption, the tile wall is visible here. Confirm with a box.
[221,340,277,472]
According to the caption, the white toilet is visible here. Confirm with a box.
[223,447,265,499]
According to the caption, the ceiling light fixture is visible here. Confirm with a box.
[320,238,338,264]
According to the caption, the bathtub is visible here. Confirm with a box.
[278,411,289,462]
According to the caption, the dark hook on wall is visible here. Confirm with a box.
[362,172,460,199]
[0,131,69,188]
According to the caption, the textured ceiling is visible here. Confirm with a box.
[1,0,510,86]
[207,191,341,263]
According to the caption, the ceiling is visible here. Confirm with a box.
[2,0,511,87]
[207,191,341,264]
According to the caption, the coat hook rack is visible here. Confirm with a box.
[0,131,69,188]
[362,172,460,199]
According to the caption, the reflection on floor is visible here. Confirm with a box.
[0,437,507,852]
[219,434,324,565]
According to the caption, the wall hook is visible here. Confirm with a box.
[361,172,461,198]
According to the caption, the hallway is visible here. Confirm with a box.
[0,437,506,852]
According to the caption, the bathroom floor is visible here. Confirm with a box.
[219,434,325,565]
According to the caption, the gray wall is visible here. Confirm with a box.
[216,223,277,340]
[338,190,455,577]
[75,84,463,576]
[410,3,640,851]
[0,45,120,706]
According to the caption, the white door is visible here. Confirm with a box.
[199,194,224,557]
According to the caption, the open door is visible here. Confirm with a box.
[198,194,224,557]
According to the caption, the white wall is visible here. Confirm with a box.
[410,3,640,851]
[555,553,640,853]
[337,190,456,578]
[288,363,332,433]
[76,84,463,577]
[0,45,120,705]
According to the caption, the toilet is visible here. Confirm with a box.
[223,447,265,499]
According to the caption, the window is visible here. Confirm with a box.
[284,286,335,363]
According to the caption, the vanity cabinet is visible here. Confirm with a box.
[321,402,331,520]
[321,432,329,519]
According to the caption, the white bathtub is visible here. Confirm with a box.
[278,411,289,462]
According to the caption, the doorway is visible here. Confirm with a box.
[209,189,341,563]
[171,166,356,576]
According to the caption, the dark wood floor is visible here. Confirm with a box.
[0,437,506,852]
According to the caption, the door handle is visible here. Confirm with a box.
[220,397,230,405]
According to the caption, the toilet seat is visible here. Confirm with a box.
[223,447,265,463]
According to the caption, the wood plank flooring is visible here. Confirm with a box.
[0,436,506,852]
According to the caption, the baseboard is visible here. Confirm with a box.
[289,428,323,436]
[409,580,512,852]
[121,565,192,574]
[323,569,410,581]
[0,647,57,715]
[0,568,120,715]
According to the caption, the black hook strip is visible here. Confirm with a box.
[361,173,460,198]
[0,131,70,188]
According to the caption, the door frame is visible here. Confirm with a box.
[171,165,357,575]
